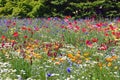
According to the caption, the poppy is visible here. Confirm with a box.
[1,35,6,40]
[13,32,19,37]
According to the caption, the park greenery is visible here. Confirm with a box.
[0,0,120,18]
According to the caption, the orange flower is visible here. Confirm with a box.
[105,57,113,62]
[71,58,76,62]
[98,62,103,67]
[111,56,118,60]
[76,60,82,64]
[67,53,74,58]
[55,62,60,65]
[77,50,80,54]
[10,40,16,43]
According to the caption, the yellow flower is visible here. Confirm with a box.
[71,58,76,62]
[75,53,80,58]
[16,49,20,53]
[85,58,90,61]
[51,58,55,61]
[32,53,42,59]
[83,52,90,57]
[59,58,65,62]
[100,67,102,70]
[2,49,6,54]
[107,62,112,67]
[114,66,118,70]
[25,55,31,60]
[25,50,30,54]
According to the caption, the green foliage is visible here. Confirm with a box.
[10,58,32,79]
[0,0,119,18]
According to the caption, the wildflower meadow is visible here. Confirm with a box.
[0,17,120,80]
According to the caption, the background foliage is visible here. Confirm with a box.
[0,0,120,18]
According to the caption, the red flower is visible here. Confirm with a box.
[12,22,16,26]
[96,22,103,28]
[13,32,19,37]
[48,17,51,21]
[91,38,98,43]
[75,26,80,30]
[27,28,32,31]
[65,16,71,19]
[109,25,117,31]
[1,35,6,40]
[21,26,27,30]
[104,32,109,36]
[112,31,115,35]
[115,32,120,39]
[82,28,87,33]
[24,35,28,39]
[2,42,5,48]
[98,44,108,50]
[86,40,93,48]
[74,26,80,32]
[47,50,52,57]
[117,19,120,22]
[60,26,65,28]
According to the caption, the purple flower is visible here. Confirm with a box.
[47,73,52,77]
[66,67,71,73]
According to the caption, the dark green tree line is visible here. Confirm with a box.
[0,0,120,18]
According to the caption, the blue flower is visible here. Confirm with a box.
[47,73,52,77]
[66,67,71,73]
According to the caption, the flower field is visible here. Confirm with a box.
[0,17,120,80]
